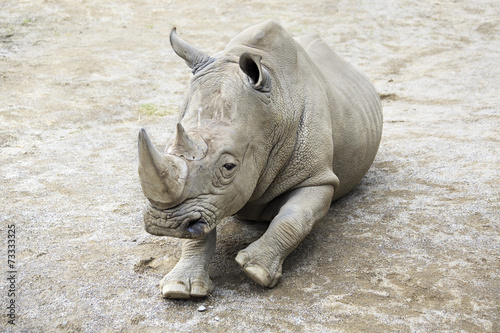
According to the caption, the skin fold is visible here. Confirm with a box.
[138,20,382,298]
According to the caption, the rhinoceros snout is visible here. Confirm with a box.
[143,203,212,239]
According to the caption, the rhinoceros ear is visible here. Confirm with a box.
[170,27,215,74]
[239,53,271,92]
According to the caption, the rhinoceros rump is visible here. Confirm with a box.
[138,21,382,298]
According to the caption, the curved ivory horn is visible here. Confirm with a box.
[170,27,215,74]
[138,128,187,208]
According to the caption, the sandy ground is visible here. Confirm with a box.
[1,0,499,332]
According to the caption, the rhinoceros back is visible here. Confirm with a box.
[296,34,383,200]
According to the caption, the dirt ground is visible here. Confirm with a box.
[1,0,499,332]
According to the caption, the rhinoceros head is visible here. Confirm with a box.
[138,28,273,239]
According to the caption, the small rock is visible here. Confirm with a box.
[214,317,220,321]
[197,305,206,312]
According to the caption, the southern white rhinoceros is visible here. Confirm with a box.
[138,20,382,298]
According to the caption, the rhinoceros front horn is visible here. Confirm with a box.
[170,27,215,74]
[138,129,188,209]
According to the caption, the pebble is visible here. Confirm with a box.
[197,305,207,312]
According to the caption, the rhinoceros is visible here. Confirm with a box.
[138,21,382,298]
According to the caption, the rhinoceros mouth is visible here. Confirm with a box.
[143,202,213,239]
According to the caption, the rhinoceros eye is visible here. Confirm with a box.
[223,163,236,171]
[217,154,239,184]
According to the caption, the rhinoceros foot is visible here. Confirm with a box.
[235,247,283,288]
[159,260,214,298]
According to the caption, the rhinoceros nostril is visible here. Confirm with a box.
[187,219,207,236]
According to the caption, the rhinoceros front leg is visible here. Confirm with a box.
[160,228,216,298]
[236,185,334,287]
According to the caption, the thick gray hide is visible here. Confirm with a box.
[138,21,382,298]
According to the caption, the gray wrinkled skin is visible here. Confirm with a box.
[137,21,382,298]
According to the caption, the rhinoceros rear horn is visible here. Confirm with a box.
[138,129,188,208]
[239,52,271,92]
[170,27,215,74]
[168,123,207,161]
